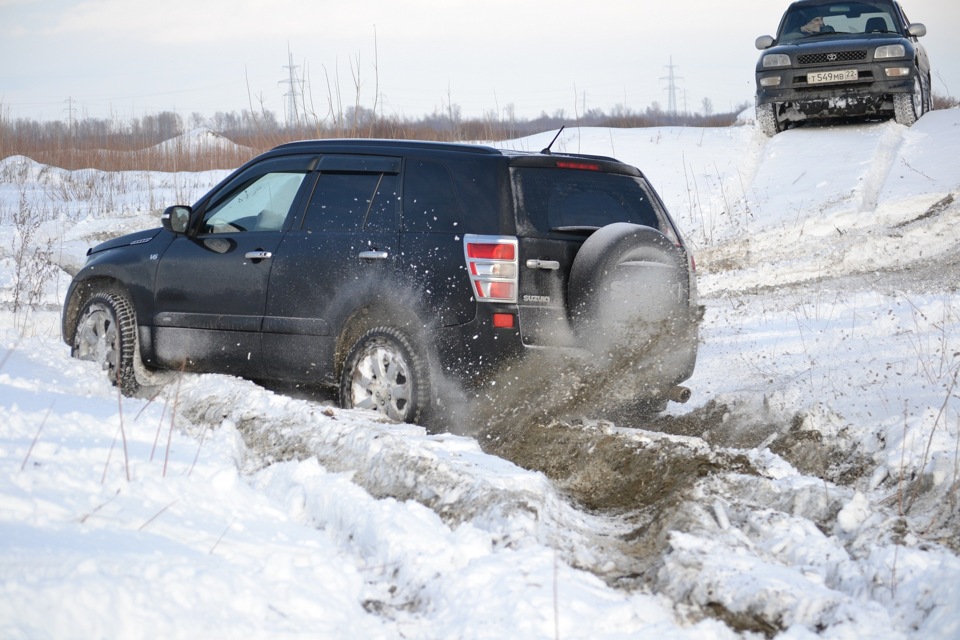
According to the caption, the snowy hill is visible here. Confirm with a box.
[149,128,252,155]
[1,111,958,638]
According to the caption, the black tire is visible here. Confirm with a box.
[893,73,927,126]
[756,102,781,137]
[568,223,687,338]
[72,290,139,395]
[339,327,430,424]
[602,396,670,425]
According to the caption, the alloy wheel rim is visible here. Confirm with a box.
[75,303,119,375]
[350,344,412,421]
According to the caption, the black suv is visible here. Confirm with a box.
[62,139,701,426]
[755,0,931,135]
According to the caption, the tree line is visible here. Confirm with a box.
[0,100,749,172]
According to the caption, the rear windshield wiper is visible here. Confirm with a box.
[551,225,600,234]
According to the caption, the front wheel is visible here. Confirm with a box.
[339,327,430,424]
[756,102,781,137]
[893,73,927,126]
[72,290,139,395]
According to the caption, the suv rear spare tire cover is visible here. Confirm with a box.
[568,222,687,339]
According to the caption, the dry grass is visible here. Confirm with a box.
[1,104,746,173]
[1,130,260,172]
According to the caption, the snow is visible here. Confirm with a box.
[2,110,959,639]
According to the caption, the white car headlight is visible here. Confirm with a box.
[875,44,906,59]
[762,53,791,68]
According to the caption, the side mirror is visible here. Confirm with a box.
[906,23,926,38]
[162,205,192,234]
[755,35,775,50]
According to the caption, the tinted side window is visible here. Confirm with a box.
[402,160,464,232]
[302,173,398,233]
[512,168,661,232]
[365,174,400,231]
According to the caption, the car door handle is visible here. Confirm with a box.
[244,251,273,260]
[525,259,560,270]
[358,250,389,260]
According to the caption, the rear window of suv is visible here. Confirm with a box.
[512,167,662,234]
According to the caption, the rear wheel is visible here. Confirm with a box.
[602,396,670,425]
[72,290,139,395]
[339,327,430,424]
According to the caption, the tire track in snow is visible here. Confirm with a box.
[167,371,763,591]
[170,375,656,581]
[856,124,905,213]
[169,372,896,636]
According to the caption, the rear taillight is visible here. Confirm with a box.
[464,234,519,303]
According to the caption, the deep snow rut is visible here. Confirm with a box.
[169,372,890,637]
[171,373,760,584]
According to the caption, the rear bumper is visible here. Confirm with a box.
[436,304,701,395]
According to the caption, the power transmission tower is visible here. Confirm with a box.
[280,47,302,128]
[660,57,683,116]
[64,96,76,132]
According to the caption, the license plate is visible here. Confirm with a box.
[807,69,858,84]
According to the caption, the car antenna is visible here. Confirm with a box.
[541,126,565,154]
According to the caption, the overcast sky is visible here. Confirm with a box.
[2,0,958,124]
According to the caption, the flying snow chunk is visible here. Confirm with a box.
[837,491,870,533]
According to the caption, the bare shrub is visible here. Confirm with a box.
[9,187,59,333]
[931,90,958,110]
